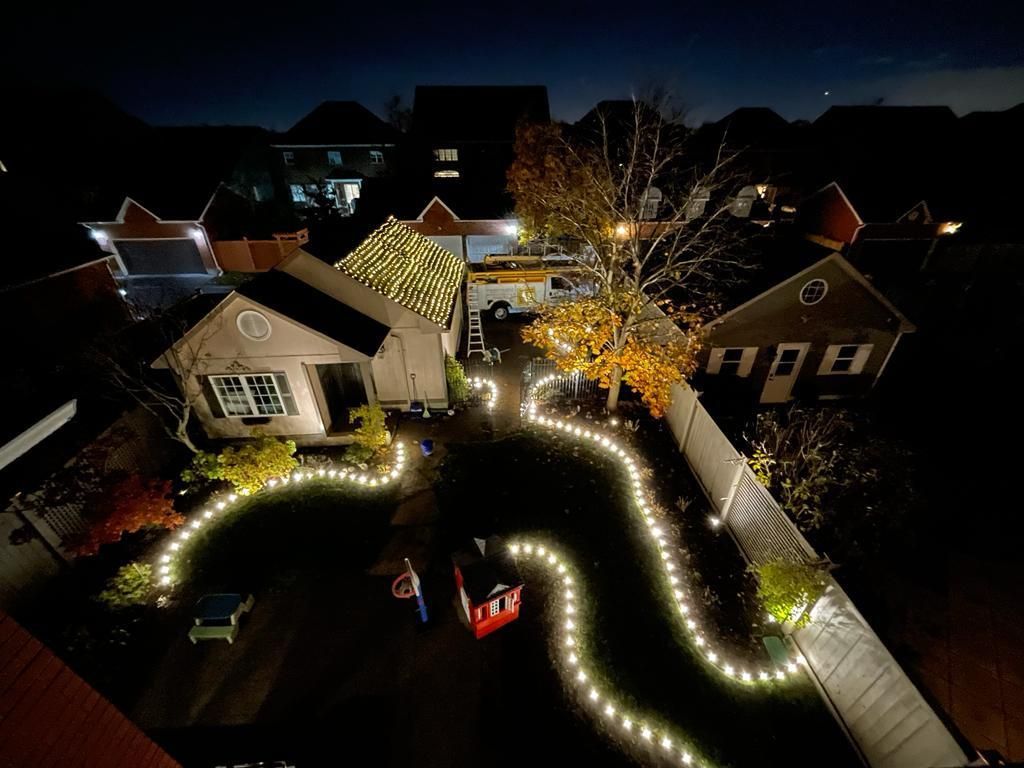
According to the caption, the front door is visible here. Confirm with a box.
[760,343,809,403]
[316,363,368,432]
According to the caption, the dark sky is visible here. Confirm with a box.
[7,0,1023,128]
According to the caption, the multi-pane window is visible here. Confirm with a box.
[209,373,297,417]
[433,148,458,162]
[433,170,460,178]
[369,150,384,164]
[290,184,307,203]
[819,344,873,375]
[719,348,745,375]
[799,279,828,305]
[707,347,757,377]
[282,151,295,166]
[489,596,506,616]
[774,348,801,376]
[327,150,343,166]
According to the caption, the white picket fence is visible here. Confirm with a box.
[667,383,970,768]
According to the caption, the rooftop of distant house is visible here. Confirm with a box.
[277,101,401,146]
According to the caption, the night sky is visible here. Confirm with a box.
[7,0,1023,128]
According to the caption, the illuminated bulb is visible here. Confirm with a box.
[724,664,734,676]
[577,670,587,682]
[565,637,575,647]
[159,565,170,575]
[160,555,170,563]
[557,564,566,574]
[686,619,696,630]
[524,544,533,554]
[661,736,672,750]
[565,619,574,630]
[568,653,578,665]
[536,546,546,556]
[228,493,238,501]
[673,590,683,599]
[564,576,573,586]
[216,501,226,510]
[604,704,615,717]
[589,688,599,701]
[170,542,180,551]
[741,671,752,682]
[708,651,718,663]
[547,554,556,564]
[759,671,770,681]
[787,662,798,673]
[694,636,705,646]
[190,520,201,529]
[776,670,785,680]
[203,510,213,519]
[682,752,693,765]
[679,604,690,614]
[566,604,575,614]
[622,718,632,731]
[565,590,574,600]
[268,479,278,487]
[641,726,652,741]
[510,544,520,554]
[160,576,172,586]
[709,516,721,528]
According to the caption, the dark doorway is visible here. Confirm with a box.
[316,363,367,432]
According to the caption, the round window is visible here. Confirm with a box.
[236,310,272,341]
[799,279,828,305]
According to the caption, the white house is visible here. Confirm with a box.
[157,217,464,444]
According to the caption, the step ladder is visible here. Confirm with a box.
[466,284,487,358]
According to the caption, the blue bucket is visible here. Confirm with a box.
[420,439,434,457]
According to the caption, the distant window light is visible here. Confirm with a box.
[327,150,343,166]
[433,148,458,162]
[799,279,828,305]
[434,170,460,179]
[290,184,307,203]
[282,151,295,166]
[369,150,384,165]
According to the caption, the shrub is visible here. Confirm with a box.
[445,354,471,406]
[180,450,220,488]
[752,558,829,628]
[216,430,298,494]
[97,563,153,610]
[345,402,389,464]
[71,476,184,557]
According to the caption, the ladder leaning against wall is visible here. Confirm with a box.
[466,284,487,358]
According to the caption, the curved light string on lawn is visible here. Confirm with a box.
[522,374,806,687]
[153,441,408,589]
[509,538,713,768]
[469,375,498,410]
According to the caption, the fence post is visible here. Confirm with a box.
[718,459,746,524]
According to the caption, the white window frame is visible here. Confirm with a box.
[707,347,757,377]
[282,150,295,166]
[369,150,384,165]
[209,373,297,417]
[327,150,343,166]
[433,148,458,162]
[799,279,829,305]
[817,344,873,375]
[489,596,505,617]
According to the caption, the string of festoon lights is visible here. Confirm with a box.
[522,374,807,687]
[510,538,714,767]
[153,441,408,589]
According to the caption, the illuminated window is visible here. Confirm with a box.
[327,150,342,166]
[433,148,458,162]
[290,184,307,203]
[369,150,384,164]
[799,279,828,305]
[282,151,295,166]
[210,373,297,417]
[433,170,460,179]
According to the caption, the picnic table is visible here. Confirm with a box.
[193,593,255,626]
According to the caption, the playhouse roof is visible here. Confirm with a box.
[335,216,464,329]
[453,536,523,604]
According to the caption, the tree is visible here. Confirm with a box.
[214,430,298,494]
[345,402,389,464]
[384,94,412,133]
[508,95,750,413]
[752,557,829,628]
[96,563,153,610]
[444,354,471,407]
[70,475,184,557]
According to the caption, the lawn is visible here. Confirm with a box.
[436,428,859,768]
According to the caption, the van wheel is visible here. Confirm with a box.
[492,304,510,321]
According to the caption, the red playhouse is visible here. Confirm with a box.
[453,536,524,639]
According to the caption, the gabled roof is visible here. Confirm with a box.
[335,217,464,328]
[237,270,389,355]
[813,105,958,138]
[280,101,401,146]
[452,536,523,604]
[706,251,916,333]
[413,85,550,142]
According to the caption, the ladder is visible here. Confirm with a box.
[466,284,487,358]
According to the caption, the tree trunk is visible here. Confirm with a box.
[606,364,623,412]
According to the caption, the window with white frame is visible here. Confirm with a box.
[290,184,307,203]
[707,347,757,377]
[489,596,506,616]
[369,150,384,165]
[209,373,298,417]
[433,170,460,178]
[818,344,873,375]
[433,148,458,162]
[327,150,343,166]
[282,151,295,166]
[799,278,828,305]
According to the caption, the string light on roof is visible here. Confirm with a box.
[335,217,464,328]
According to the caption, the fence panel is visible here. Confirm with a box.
[727,468,817,565]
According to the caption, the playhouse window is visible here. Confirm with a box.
[489,596,506,616]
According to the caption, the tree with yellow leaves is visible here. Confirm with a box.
[509,95,750,413]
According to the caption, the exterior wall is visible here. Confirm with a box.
[442,292,464,357]
[466,234,516,263]
[212,230,308,272]
[88,200,219,275]
[699,259,903,401]
[425,235,464,260]
[798,185,861,244]
[468,585,523,639]
[171,294,372,442]
[276,145,394,184]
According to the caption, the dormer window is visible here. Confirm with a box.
[327,151,343,166]
[433,148,458,162]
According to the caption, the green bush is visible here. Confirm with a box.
[752,558,829,628]
[445,354,471,406]
[216,430,298,494]
[97,563,152,610]
[345,402,389,464]
[181,450,220,488]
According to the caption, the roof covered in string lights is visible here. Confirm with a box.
[335,216,464,329]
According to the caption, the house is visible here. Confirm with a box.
[0,611,181,767]
[453,536,524,639]
[273,101,401,215]
[697,250,915,404]
[399,195,518,263]
[156,217,464,444]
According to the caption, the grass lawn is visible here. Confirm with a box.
[436,429,859,768]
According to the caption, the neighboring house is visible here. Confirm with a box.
[156,217,464,444]
[273,101,401,215]
[0,611,181,767]
[697,251,915,404]
[399,195,518,263]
